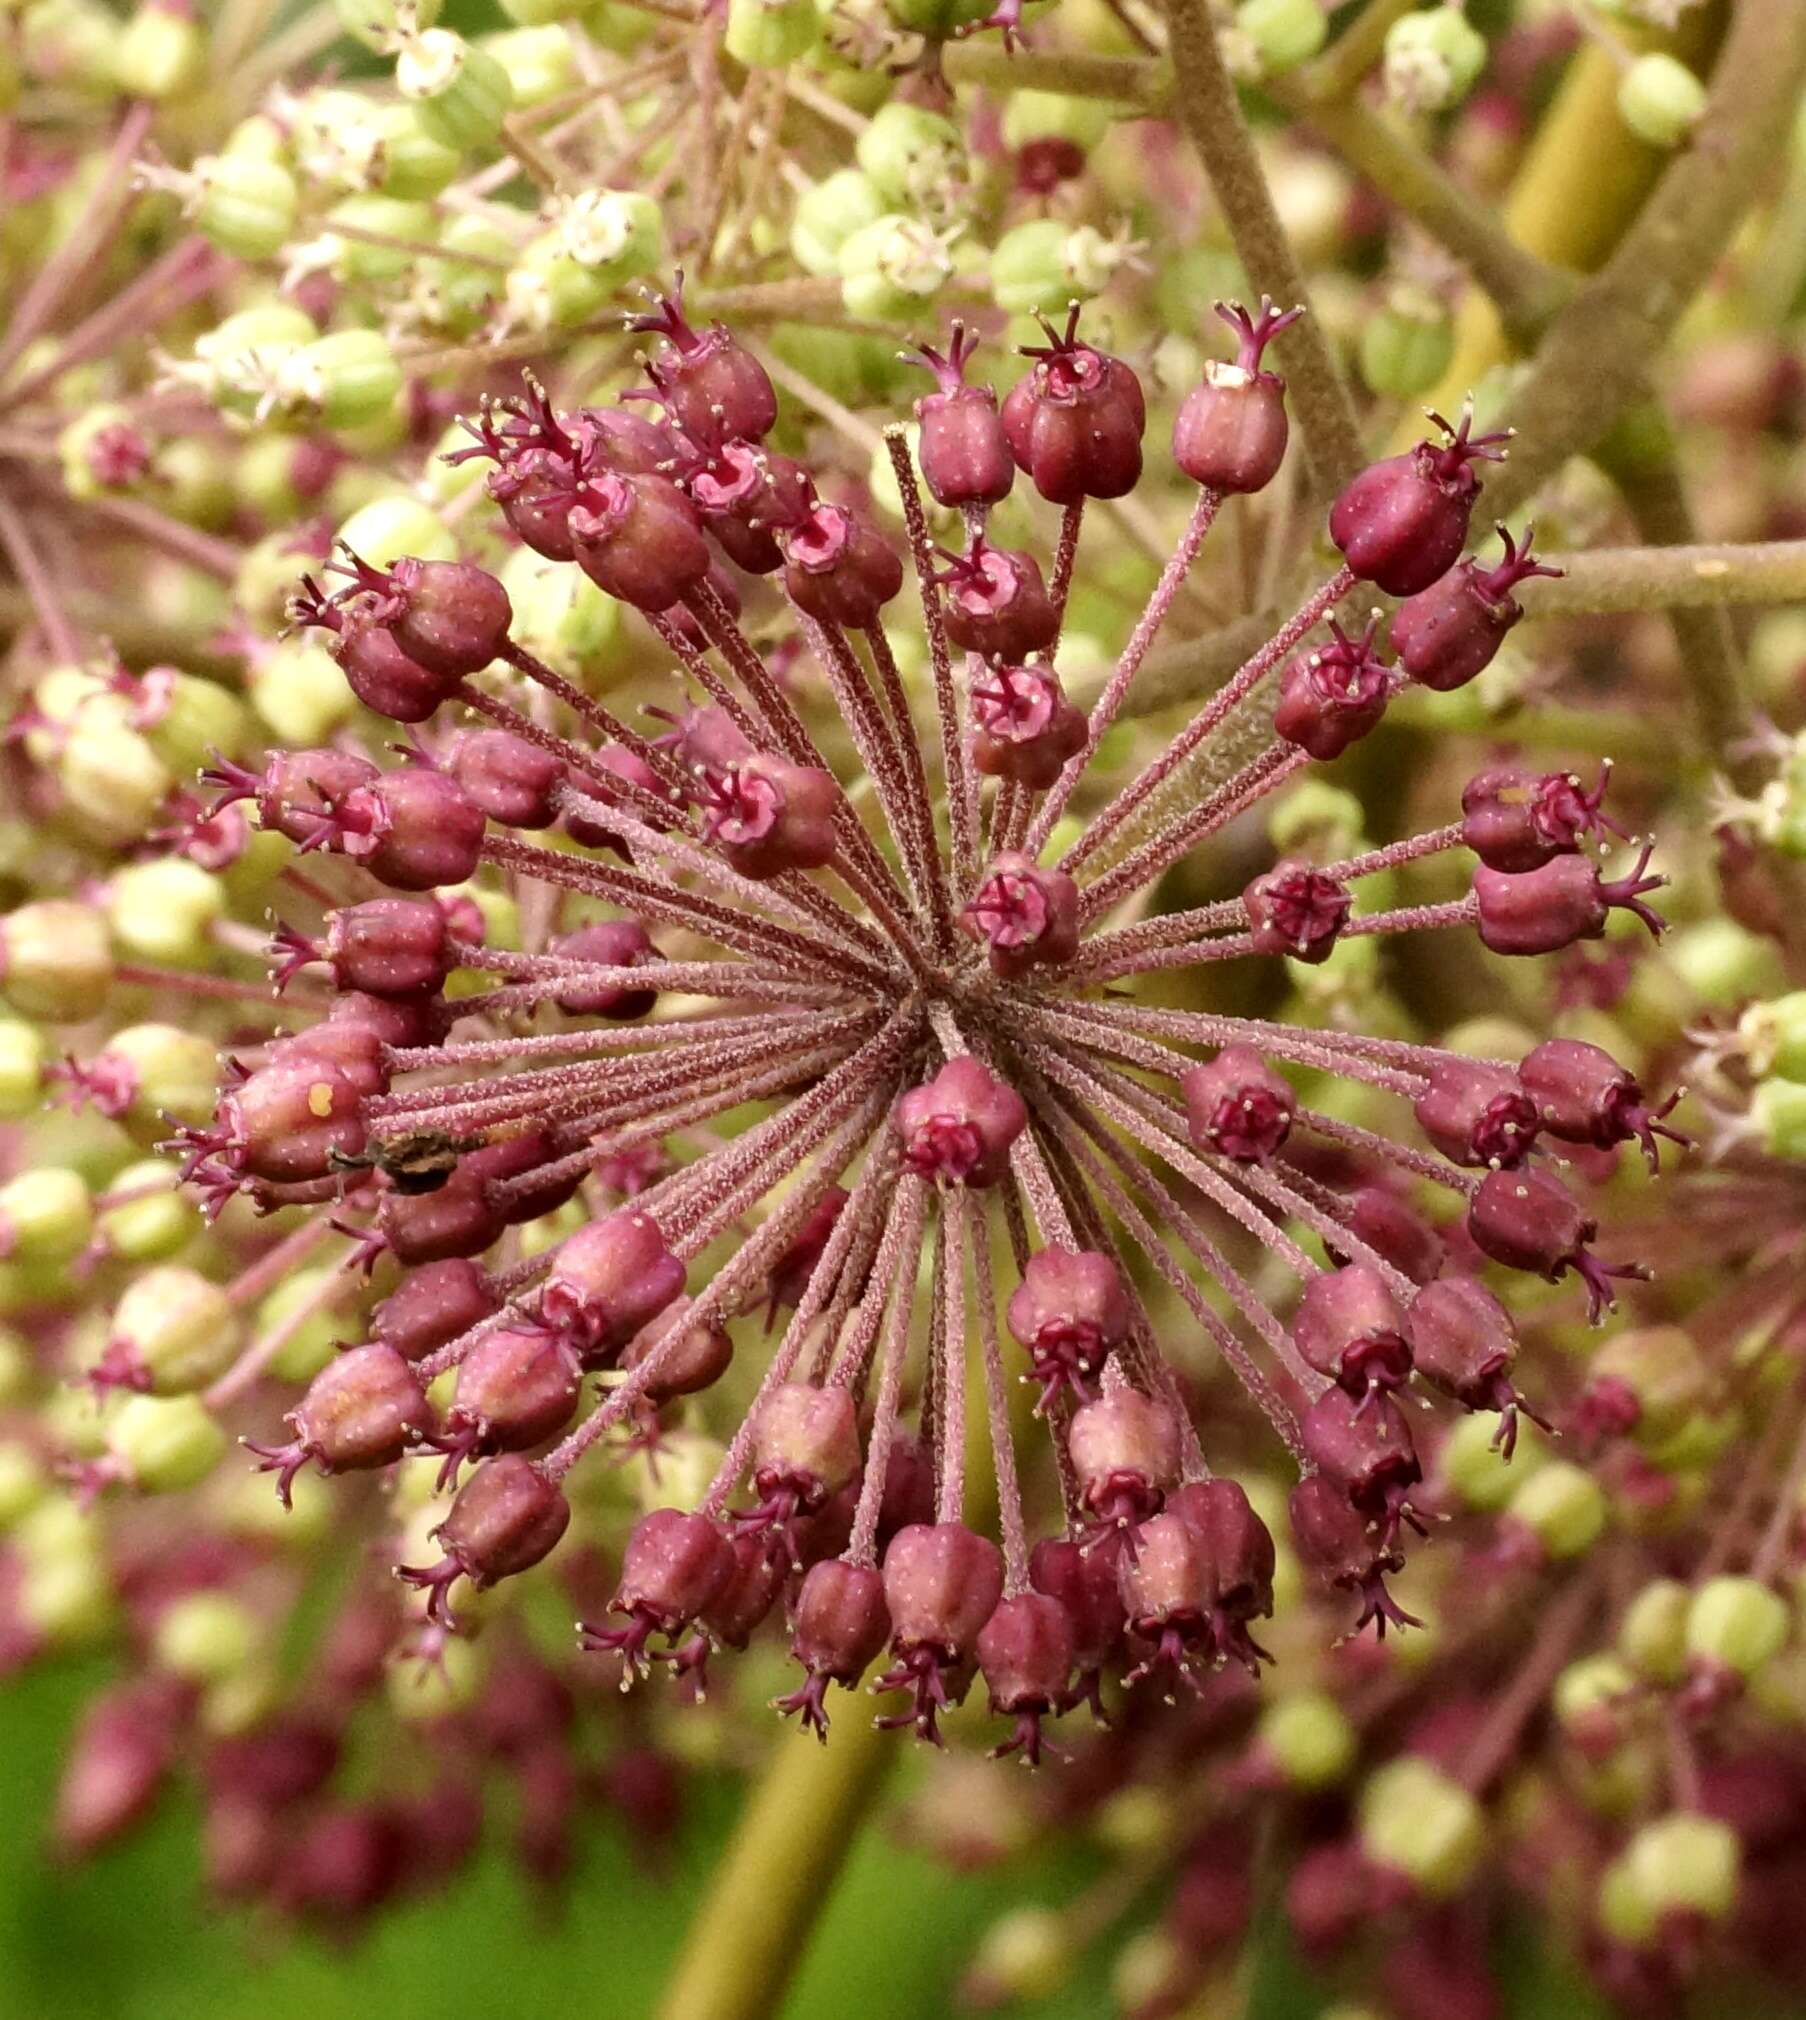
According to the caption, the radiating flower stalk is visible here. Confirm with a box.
[2,0,1806,2011]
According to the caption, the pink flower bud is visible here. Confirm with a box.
[1412,1055,1539,1168]
[1167,1476,1277,1675]
[1389,523,1560,690]
[54,1681,184,1855]
[580,1508,736,1677]
[1171,298,1302,494]
[628,282,778,442]
[227,1056,368,1185]
[1404,1275,1541,1453]
[775,1558,890,1738]
[322,898,455,999]
[1273,615,1391,761]
[1467,1166,1647,1322]
[938,538,1060,663]
[1332,1182,1445,1287]
[570,471,712,613]
[1288,1475,1419,1639]
[1300,1388,1422,1546]
[371,1259,498,1364]
[969,660,1086,790]
[908,324,1015,509]
[781,503,904,630]
[1329,408,1512,597]
[1001,306,1146,503]
[549,919,659,1019]
[1519,1038,1687,1172]
[895,1056,1028,1188]
[1243,858,1352,963]
[1292,1264,1413,1397]
[736,1382,862,1565]
[1029,1535,1124,1717]
[1460,762,1623,874]
[1118,1509,1218,1695]
[248,1342,434,1505]
[878,1522,1006,1740]
[427,1323,583,1489]
[1181,1045,1295,1163]
[541,1210,685,1362]
[450,729,565,828]
[961,853,1080,979]
[1069,1385,1181,1546]
[977,1592,1075,1763]
[399,1454,570,1623]
[1007,1245,1132,1410]
[334,553,513,681]
[1473,841,1666,957]
[623,1295,734,1404]
[699,752,839,880]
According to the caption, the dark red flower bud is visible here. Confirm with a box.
[576,401,684,476]
[1181,1045,1295,1163]
[326,985,452,1052]
[875,1522,1006,1742]
[734,1382,862,1566]
[1467,1165,1648,1322]
[248,1342,434,1506]
[1069,1385,1181,1549]
[425,1323,582,1489]
[205,747,379,845]
[1001,306,1146,503]
[698,1533,787,1656]
[977,1592,1075,1764]
[1519,1038,1687,1173]
[1292,1264,1413,1398]
[1118,1510,1215,1695]
[680,439,813,574]
[304,766,485,891]
[563,741,680,857]
[1007,1245,1131,1411]
[775,1558,890,1738]
[377,1159,506,1268]
[1029,1535,1124,1718]
[961,853,1080,979]
[331,551,513,680]
[399,1455,570,1624]
[764,1187,847,1322]
[1301,1388,1421,1546]
[580,1508,735,1676]
[698,752,838,880]
[541,1209,685,1362]
[907,324,1014,509]
[1474,841,1666,957]
[54,1681,184,1855]
[1404,1275,1541,1454]
[937,537,1060,662]
[450,729,564,828]
[1333,1182,1445,1287]
[969,659,1086,790]
[485,447,580,560]
[1166,1476,1277,1676]
[1329,407,1513,597]
[570,471,712,613]
[1460,762,1623,874]
[1413,1055,1539,1168]
[1287,1475,1419,1639]
[295,587,460,723]
[895,1056,1028,1188]
[1171,298,1302,494]
[1389,523,1560,690]
[229,1056,368,1185]
[547,919,659,1019]
[781,502,904,629]
[628,281,779,442]
[1273,615,1391,761]
[371,1258,498,1364]
[623,1294,734,1404]
[321,897,455,998]
[1243,858,1352,963]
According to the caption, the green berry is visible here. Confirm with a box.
[1753,1076,1806,1160]
[97,1161,200,1264]
[1358,1758,1487,1898]
[0,1167,93,1265]
[856,101,965,216]
[1685,1576,1790,1678]
[1736,992,1806,1082]
[1359,285,1455,399]
[1598,1814,1738,1947]
[1383,8,1488,115]
[90,1025,220,1139]
[1440,1408,1546,1512]
[1617,1578,1690,1685]
[966,1910,1073,2005]
[1617,53,1708,151]
[104,858,224,970]
[1259,1690,1358,1788]
[106,1391,228,1492]
[107,1266,241,1395]
[398,30,514,152]
[991,217,1134,316]
[336,493,457,568]
[273,330,404,433]
[113,0,204,99]
[725,0,819,67]
[482,24,579,104]
[791,169,888,279]
[57,707,174,846]
[1507,1461,1607,1561]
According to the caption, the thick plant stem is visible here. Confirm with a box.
[655,1675,894,2020]
[1159,0,1366,495]
[1519,539,1806,615]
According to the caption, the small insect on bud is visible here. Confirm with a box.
[1518,1039,1688,1173]
[1412,1055,1539,1168]
[977,1593,1075,1765]
[247,1343,435,1507]
[1389,525,1561,692]
[1007,1246,1131,1412]
[1273,615,1391,761]
[626,277,779,443]
[1001,305,1147,504]
[698,752,839,880]
[400,1455,570,1625]
[895,1057,1028,1188]
[1329,405,1513,598]
[1291,1264,1413,1399]
[1181,1046,1295,1164]
[906,323,1014,509]
[874,1522,1006,1744]
[1466,1167,1648,1323]
[937,538,1060,663]
[1473,841,1667,958]
[774,1558,890,1739]
[1459,762,1624,874]
[580,1508,736,1679]
[970,660,1087,791]
[1242,858,1352,963]
[962,855,1080,980]
[1172,298,1303,495]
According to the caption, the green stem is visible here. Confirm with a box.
[656,1718,895,2020]
[1523,538,1806,615]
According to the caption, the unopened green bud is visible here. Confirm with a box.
[0,1167,93,1265]
[154,1590,259,1682]
[138,667,247,776]
[107,1391,227,1491]
[505,230,608,333]
[59,405,151,500]
[0,1020,46,1120]
[482,24,578,103]
[1553,1653,1634,1738]
[500,545,622,682]
[991,217,1135,316]
[1736,992,1806,1082]
[1599,1814,1738,1947]
[0,1442,49,1531]
[388,1632,484,1718]
[1269,780,1365,859]
[548,187,663,289]
[18,1547,113,1645]
[273,330,403,433]
[105,858,225,969]
[90,1024,219,1139]
[856,101,965,215]
[1618,53,1707,151]
[725,0,818,66]
[257,1266,350,1384]
[837,214,953,321]
[1618,1579,1690,1685]
[1507,1461,1607,1560]
[1383,7,1488,115]
[1440,1409,1546,1512]
[369,101,463,199]
[1685,1576,1790,1678]
[182,302,316,422]
[1753,1076,1806,1160]
[1232,0,1328,75]
[1666,917,1786,1010]
[1359,285,1455,400]
[336,493,457,569]
[1589,1326,1713,1447]
[1259,1690,1358,1789]
[112,0,202,95]
[108,1266,240,1395]
[98,1161,198,1263]
[333,0,440,50]
[246,638,359,744]
[398,30,514,151]
[1358,1758,1486,1898]
[1000,88,1114,156]
[57,707,173,845]
[965,1909,1072,2006]
[791,169,887,277]
[305,194,438,286]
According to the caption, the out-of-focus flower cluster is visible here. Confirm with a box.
[0,0,1804,2009]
